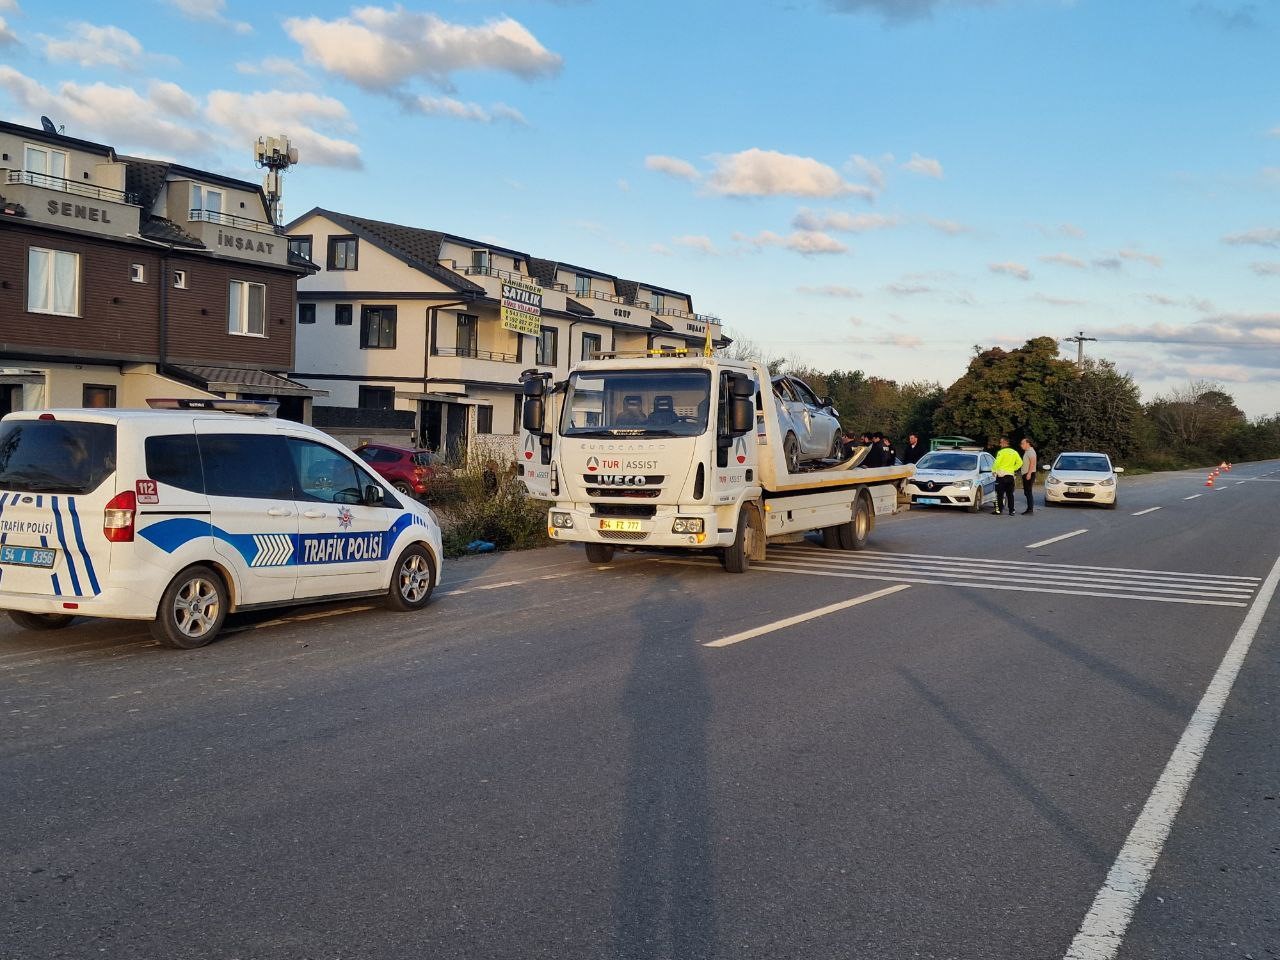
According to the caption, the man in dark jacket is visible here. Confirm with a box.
[903,433,926,464]
[864,432,885,468]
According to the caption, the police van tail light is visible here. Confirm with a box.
[104,491,136,542]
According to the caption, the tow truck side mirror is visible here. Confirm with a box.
[730,398,754,434]
[522,397,545,433]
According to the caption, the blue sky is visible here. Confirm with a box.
[2,0,1278,414]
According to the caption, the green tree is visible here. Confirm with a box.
[1057,359,1143,461]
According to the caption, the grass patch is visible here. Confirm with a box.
[431,452,549,559]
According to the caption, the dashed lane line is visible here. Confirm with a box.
[1183,494,1202,500]
[1132,507,1162,516]
[441,572,572,598]
[1026,529,1089,549]
[703,584,910,648]
[1063,547,1280,959]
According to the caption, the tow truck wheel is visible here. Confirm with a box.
[151,565,228,649]
[8,611,75,631]
[821,526,841,549]
[783,433,800,473]
[584,543,615,564]
[837,495,872,550]
[722,510,753,573]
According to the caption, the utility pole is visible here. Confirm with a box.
[1063,330,1097,368]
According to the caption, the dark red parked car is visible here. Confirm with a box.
[354,444,441,498]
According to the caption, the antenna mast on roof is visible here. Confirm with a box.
[253,135,299,225]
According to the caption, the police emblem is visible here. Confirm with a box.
[337,506,353,529]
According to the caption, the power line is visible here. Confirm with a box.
[1063,330,1097,367]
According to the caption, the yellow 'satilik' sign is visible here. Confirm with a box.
[501,280,543,336]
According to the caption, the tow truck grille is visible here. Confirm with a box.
[598,530,649,542]
[592,504,656,519]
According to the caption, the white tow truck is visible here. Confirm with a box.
[516,353,912,571]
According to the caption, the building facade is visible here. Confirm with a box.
[0,119,320,419]
[287,208,724,455]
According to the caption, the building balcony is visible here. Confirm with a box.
[188,208,280,235]
[457,264,569,292]
[184,209,289,265]
[434,346,518,363]
[429,350,526,383]
[1,169,142,236]
[6,170,140,205]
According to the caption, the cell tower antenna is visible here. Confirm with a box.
[253,135,299,225]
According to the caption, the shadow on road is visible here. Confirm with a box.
[613,570,716,959]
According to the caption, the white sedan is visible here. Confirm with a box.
[1044,451,1123,509]
[905,449,995,513]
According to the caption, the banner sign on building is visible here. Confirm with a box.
[500,280,543,336]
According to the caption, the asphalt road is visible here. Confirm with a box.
[2,461,1277,960]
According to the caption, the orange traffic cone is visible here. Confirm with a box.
[1226,463,1233,471]
[1220,462,1228,469]
[1205,476,1215,487]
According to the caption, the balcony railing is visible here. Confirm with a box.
[578,289,627,305]
[188,208,280,235]
[695,313,722,325]
[657,307,697,320]
[6,170,138,205]
[456,264,568,291]
[434,346,518,363]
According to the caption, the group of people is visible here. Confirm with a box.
[991,437,1038,516]
[841,430,929,467]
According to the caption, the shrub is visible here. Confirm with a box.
[432,448,549,558]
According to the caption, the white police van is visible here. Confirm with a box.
[0,400,443,649]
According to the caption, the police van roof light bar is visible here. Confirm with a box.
[146,398,280,417]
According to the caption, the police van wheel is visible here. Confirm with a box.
[151,565,228,649]
[584,543,615,564]
[387,545,436,611]
[8,611,75,631]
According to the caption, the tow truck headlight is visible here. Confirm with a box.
[550,511,574,528]
[672,517,704,534]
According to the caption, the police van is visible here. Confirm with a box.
[0,400,443,649]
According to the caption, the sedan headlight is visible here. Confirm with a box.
[672,517,705,534]
[1099,477,1115,487]
[550,511,574,528]
[1046,476,1063,486]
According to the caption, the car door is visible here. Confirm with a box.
[775,378,813,453]
[979,453,996,496]
[192,425,298,605]
[288,436,396,598]
[790,378,836,453]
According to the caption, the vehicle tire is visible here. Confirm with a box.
[393,481,415,497]
[584,543,615,564]
[821,526,841,549]
[837,494,873,550]
[783,433,801,474]
[8,610,75,631]
[828,434,842,461]
[150,565,228,649]
[967,487,984,513]
[722,509,754,573]
[386,544,437,612]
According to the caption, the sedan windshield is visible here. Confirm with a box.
[1055,455,1111,472]
[560,370,711,438]
[916,452,978,471]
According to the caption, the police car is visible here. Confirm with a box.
[904,448,996,512]
[0,400,443,649]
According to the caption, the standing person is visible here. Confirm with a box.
[881,433,897,465]
[990,437,1023,516]
[903,433,926,464]
[1019,438,1038,514]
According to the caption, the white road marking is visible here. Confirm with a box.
[1236,480,1246,485]
[1063,548,1280,960]
[703,584,909,648]
[843,549,1259,582]
[1131,507,1162,516]
[1026,529,1088,549]
[1,640,157,669]
[440,572,571,598]
[1183,494,1202,500]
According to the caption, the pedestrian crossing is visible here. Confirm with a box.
[660,545,1261,607]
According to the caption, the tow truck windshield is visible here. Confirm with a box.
[560,370,712,438]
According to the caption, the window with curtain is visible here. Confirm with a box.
[536,326,558,366]
[24,144,68,185]
[27,247,80,317]
[360,306,397,349]
[456,314,478,356]
[228,280,267,336]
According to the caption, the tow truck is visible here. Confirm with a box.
[516,352,913,571]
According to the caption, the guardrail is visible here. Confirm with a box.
[6,170,138,205]
[188,208,280,235]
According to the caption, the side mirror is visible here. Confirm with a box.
[363,483,385,506]
[522,397,545,433]
[1114,466,1125,474]
[1040,465,1050,471]
[820,396,834,408]
[729,373,754,399]
[730,397,754,434]
[522,377,546,398]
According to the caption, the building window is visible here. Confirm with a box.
[298,303,316,324]
[456,314,478,357]
[335,303,352,326]
[360,306,396,349]
[328,235,358,270]
[575,274,591,297]
[581,332,601,361]
[191,184,223,216]
[130,263,145,283]
[471,249,489,272]
[228,280,266,336]
[23,144,68,185]
[477,406,493,434]
[652,292,664,312]
[82,384,116,408]
[172,269,187,289]
[513,395,523,434]
[536,326,558,366]
[288,235,313,261]
[358,385,394,409]
[27,247,80,317]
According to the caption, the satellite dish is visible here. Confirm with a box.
[40,116,57,135]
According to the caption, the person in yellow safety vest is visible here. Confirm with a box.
[991,436,1024,517]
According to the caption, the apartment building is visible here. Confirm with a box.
[287,208,725,455]
[0,119,320,418]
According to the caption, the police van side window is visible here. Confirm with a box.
[145,435,204,492]
[287,439,365,505]
[199,434,295,500]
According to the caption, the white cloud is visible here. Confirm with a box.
[41,22,168,71]
[1251,261,1280,276]
[672,234,719,255]
[926,218,971,235]
[205,90,362,169]
[163,0,251,34]
[284,8,561,92]
[792,208,899,233]
[1039,252,1086,269]
[1093,256,1123,271]
[1059,222,1086,238]
[1143,293,1216,313]
[990,261,1031,280]
[849,153,888,190]
[0,0,20,10]
[797,284,862,299]
[1223,227,1280,248]
[828,0,1008,23]
[0,15,15,46]
[616,178,630,192]
[149,81,200,118]
[901,152,943,179]
[236,57,312,88]
[736,229,848,255]
[886,282,934,296]
[1119,247,1163,268]
[708,149,874,199]
[1034,293,1086,307]
[645,154,700,181]
[649,242,673,256]
[401,94,527,125]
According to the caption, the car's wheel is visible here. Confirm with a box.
[828,433,843,460]
[721,508,755,573]
[584,543,615,564]
[8,611,75,631]
[783,433,801,473]
[837,494,873,550]
[968,487,984,513]
[393,481,414,497]
[386,544,437,611]
[150,565,228,649]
